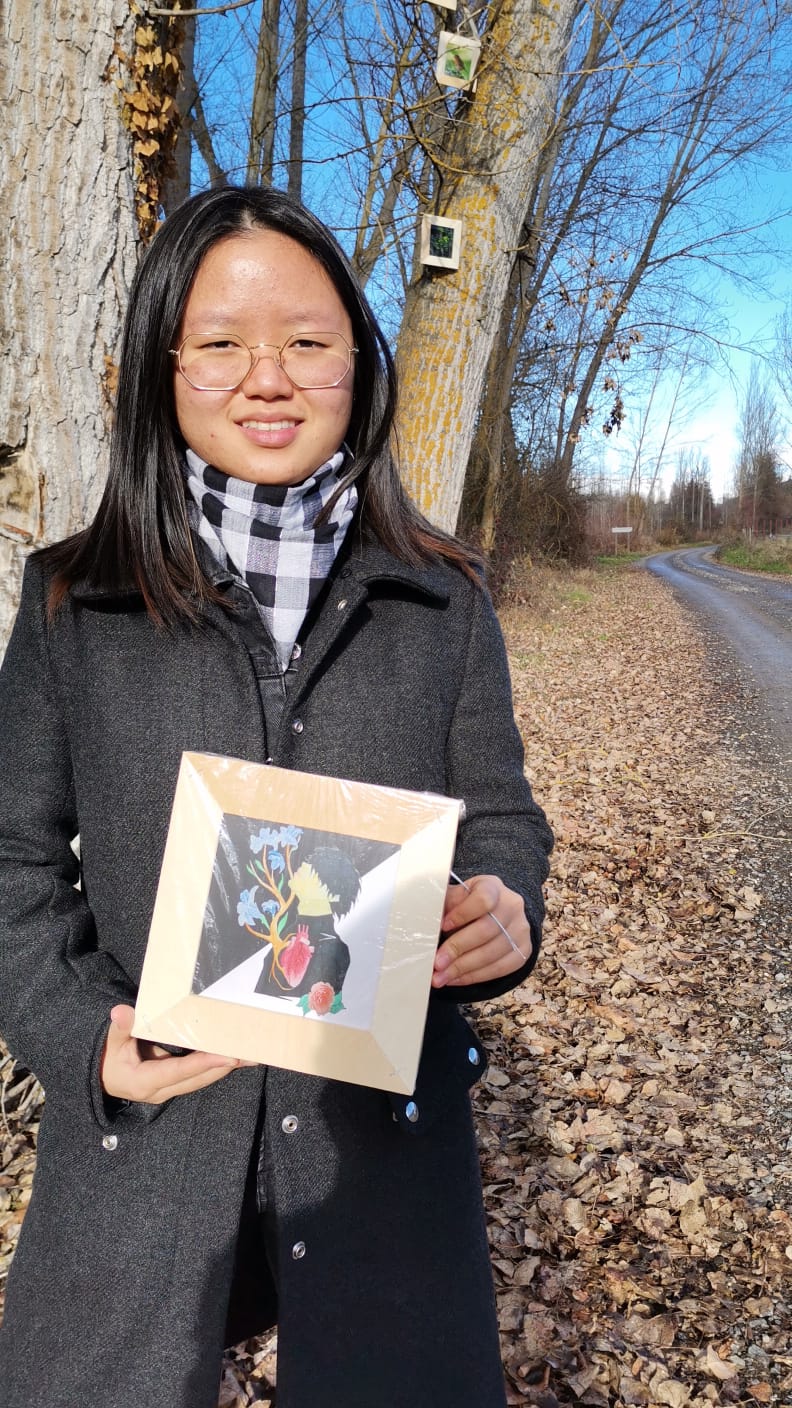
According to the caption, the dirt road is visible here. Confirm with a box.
[646,547,792,780]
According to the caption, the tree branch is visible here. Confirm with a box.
[145,0,255,18]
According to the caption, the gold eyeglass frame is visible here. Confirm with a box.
[169,332,359,392]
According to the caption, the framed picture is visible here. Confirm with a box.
[420,213,463,270]
[435,30,481,89]
[133,752,462,1094]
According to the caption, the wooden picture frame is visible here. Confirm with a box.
[133,753,462,1094]
[420,213,464,270]
[435,30,481,89]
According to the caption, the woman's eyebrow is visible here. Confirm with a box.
[184,308,341,327]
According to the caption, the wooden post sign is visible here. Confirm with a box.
[611,526,633,554]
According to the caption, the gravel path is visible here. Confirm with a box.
[646,547,792,776]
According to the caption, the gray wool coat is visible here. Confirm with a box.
[0,531,552,1408]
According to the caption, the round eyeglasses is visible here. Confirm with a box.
[169,332,358,392]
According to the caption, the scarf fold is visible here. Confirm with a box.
[183,448,358,671]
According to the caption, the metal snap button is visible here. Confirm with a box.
[337,598,347,611]
[292,1240,306,1259]
[468,1047,481,1066]
[291,718,304,734]
[281,1114,299,1134]
[102,1134,118,1151]
[405,1101,419,1123]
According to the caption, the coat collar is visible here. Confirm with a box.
[70,529,453,609]
[336,531,452,604]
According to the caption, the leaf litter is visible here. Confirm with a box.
[1,565,789,1407]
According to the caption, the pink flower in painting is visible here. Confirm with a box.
[308,981,335,1015]
[280,927,314,988]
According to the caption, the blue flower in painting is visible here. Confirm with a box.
[237,888,263,927]
[268,849,286,874]
[260,899,279,918]
[277,825,302,849]
[251,826,282,854]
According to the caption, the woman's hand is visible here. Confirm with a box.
[432,875,532,989]
[100,1004,248,1105]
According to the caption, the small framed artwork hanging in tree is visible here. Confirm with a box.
[420,214,464,270]
[134,752,462,1093]
[435,30,481,89]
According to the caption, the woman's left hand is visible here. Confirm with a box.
[432,875,532,989]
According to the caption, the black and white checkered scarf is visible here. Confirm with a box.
[184,448,358,671]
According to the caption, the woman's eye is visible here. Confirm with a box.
[291,337,327,350]
[194,337,240,351]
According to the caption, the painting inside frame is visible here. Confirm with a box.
[134,753,462,1094]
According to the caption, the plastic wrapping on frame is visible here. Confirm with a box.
[133,752,462,1094]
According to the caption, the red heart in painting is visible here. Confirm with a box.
[280,927,315,987]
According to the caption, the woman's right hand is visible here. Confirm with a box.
[100,1004,246,1105]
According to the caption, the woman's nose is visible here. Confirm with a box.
[241,346,294,394]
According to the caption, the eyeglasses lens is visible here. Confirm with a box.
[178,334,351,390]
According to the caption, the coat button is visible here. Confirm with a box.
[337,598,348,611]
[291,718,304,735]
[102,1134,118,1151]
[292,1241,306,1259]
[290,643,302,661]
[281,1114,299,1134]
[405,1101,419,1122]
[468,1047,480,1065]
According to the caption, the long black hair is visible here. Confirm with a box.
[43,185,479,622]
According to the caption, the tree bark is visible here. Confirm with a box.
[0,0,138,647]
[287,0,308,201]
[247,0,281,185]
[394,0,576,532]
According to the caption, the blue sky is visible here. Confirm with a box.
[606,263,792,500]
[191,2,792,504]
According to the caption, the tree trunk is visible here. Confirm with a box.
[0,0,138,648]
[160,14,196,213]
[247,0,281,185]
[472,247,532,552]
[395,0,576,532]
[287,0,308,201]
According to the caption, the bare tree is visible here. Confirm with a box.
[247,0,282,184]
[463,0,792,552]
[735,362,782,533]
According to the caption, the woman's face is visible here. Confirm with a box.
[173,229,355,486]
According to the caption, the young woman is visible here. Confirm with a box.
[0,185,552,1408]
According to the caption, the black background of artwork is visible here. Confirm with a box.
[192,813,400,993]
